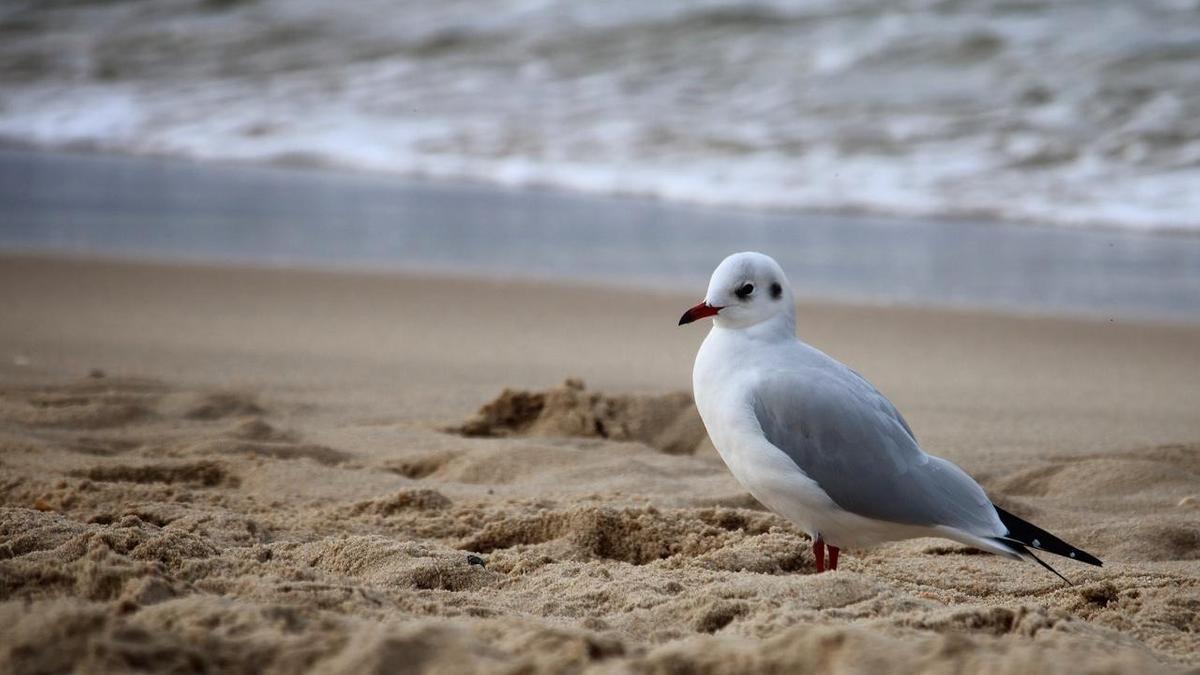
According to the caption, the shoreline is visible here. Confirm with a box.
[4,148,1199,325]
[6,142,1200,240]
[3,247,1200,330]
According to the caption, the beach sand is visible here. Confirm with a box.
[1,254,1198,673]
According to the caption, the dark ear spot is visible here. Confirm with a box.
[770,282,782,299]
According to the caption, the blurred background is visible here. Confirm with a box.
[1,0,1198,321]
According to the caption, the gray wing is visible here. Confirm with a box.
[751,361,1000,535]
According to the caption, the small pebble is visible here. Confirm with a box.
[88,368,106,379]
[1178,496,1197,508]
[467,554,486,567]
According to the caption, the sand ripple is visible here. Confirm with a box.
[0,376,1197,673]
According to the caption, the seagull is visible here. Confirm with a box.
[679,252,1101,582]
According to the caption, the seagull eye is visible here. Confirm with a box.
[735,283,754,299]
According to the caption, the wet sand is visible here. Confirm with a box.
[1,254,1198,673]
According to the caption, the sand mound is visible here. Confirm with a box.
[449,379,708,455]
[981,443,1200,565]
[0,378,291,443]
[187,439,351,466]
[1085,516,1200,562]
[227,417,294,442]
[382,451,461,480]
[179,392,265,420]
[351,489,453,515]
[63,436,141,457]
[74,460,236,487]
[285,536,502,592]
[0,595,345,675]
[0,508,201,602]
[312,623,511,675]
[686,531,810,574]
[455,505,807,570]
[636,621,1173,674]
[988,443,1199,499]
[0,377,164,430]
[0,397,151,430]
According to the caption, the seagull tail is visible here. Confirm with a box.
[990,504,1103,574]
[992,539,1076,586]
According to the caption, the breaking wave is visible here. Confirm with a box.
[1,0,1198,232]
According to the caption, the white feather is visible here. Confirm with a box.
[691,252,1006,551]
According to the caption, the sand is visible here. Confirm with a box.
[1,254,1198,674]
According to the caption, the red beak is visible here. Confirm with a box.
[678,302,722,325]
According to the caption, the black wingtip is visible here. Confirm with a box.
[995,539,1075,586]
[994,504,1103,567]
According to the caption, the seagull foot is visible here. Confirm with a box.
[812,538,840,573]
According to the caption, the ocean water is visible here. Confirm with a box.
[1,0,1199,232]
[3,149,1199,323]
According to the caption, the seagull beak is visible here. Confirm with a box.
[678,302,722,326]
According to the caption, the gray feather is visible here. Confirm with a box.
[750,350,999,535]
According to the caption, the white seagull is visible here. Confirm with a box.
[679,252,1101,582]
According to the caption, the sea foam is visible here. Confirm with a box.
[1,0,1198,232]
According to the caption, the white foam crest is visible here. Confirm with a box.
[1,0,1198,233]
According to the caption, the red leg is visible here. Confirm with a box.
[828,546,840,571]
[812,537,826,573]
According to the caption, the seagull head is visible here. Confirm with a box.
[678,251,794,330]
